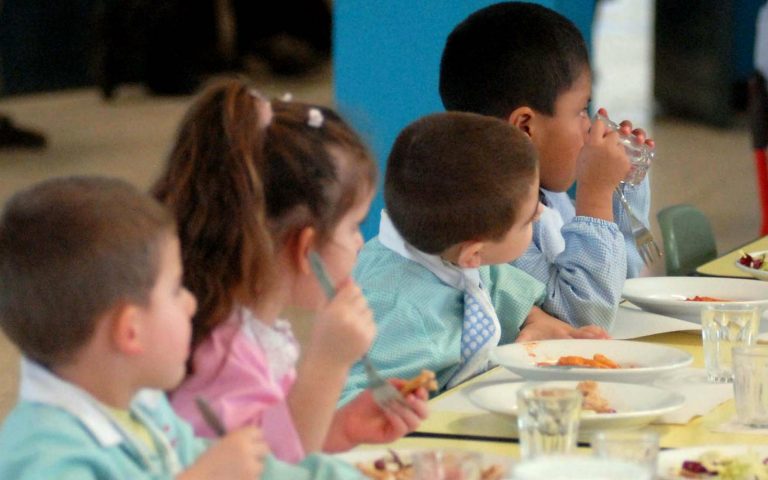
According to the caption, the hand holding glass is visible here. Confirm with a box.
[593,112,654,186]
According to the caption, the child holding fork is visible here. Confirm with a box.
[154,78,428,465]
[439,2,655,329]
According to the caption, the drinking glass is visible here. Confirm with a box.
[412,450,482,480]
[593,112,654,186]
[516,385,582,461]
[591,430,659,477]
[733,345,768,427]
[701,303,759,383]
[511,455,652,480]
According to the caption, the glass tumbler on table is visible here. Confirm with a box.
[593,112,654,186]
[733,345,768,428]
[412,450,482,480]
[516,385,582,461]
[701,303,759,383]
[591,430,659,477]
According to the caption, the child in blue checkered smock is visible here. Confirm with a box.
[341,112,608,404]
[439,3,654,331]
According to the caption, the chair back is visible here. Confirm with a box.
[657,204,717,276]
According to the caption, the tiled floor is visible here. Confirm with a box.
[0,1,759,421]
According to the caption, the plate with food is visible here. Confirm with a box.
[621,276,768,323]
[490,339,692,383]
[735,250,768,281]
[466,380,684,432]
[335,448,511,480]
[657,445,768,479]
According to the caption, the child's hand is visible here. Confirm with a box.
[516,307,610,342]
[324,380,429,452]
[308,279,375,369]
[179,426,267,480]
[575,110,631,221]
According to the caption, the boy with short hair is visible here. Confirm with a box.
[439,1,653,329]
[342,112,607,402]
[0,176,364,479]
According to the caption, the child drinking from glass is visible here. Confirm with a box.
[154,78,428,464]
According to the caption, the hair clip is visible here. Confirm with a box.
[281,92,293,102]
[255,100,274,129]
[307,108,324,128]
[249,88,265,100]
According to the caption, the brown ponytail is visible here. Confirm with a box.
[153,77,377,369]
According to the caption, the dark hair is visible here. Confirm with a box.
[0,176,174,367]
[153,77,377,361]
[439,2,590,118]
[385,111,538,254]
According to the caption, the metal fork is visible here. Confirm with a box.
[615,185,662,266]
[308,252,409,411]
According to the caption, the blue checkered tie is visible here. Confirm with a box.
[460,288,498,363]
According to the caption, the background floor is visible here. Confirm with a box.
[0,0,758,420]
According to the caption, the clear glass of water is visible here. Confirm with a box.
[591,430,659,477]
[412,450,482,480]
[593,112,654,186]
[516,385,582,461]
[701,303,759,383]
[733,345,768,428]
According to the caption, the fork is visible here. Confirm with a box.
[308,252,409,412]
[615,185,662,266]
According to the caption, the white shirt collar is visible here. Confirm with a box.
[378,210,481,290]
[19,357,163,447]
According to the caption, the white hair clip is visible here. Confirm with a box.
[248,89,273,129]
[307,108,324,128]
[281,92,293,102]
[249,88,264,99]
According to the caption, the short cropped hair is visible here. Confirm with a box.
[439,1,590,118]
[0,176,174,367]
[385,112,538,254]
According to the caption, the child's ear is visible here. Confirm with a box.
[508,106,535,137]
[456,240,484,269]
[292,226,317,275]
[110,303,144,356]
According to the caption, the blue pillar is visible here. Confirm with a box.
[334,1,596,239]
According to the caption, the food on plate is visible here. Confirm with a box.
[576,380,616,414]
[538,354,620,369]
[675,450,768,479]
[355,450,505,480]
[739,250,767,270]
[398,369,438,395]
[685,296,731,302]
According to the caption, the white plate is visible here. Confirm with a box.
[657,444,768,479]
[466,380,684,432]
[490,339,692,383]
[334,448,512,477]
[622,277,768,323]
[734,250,768,281]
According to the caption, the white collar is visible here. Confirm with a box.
[378,210,481,291]
[19,357,163,448]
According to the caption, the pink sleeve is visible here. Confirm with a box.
[170,321,305,462]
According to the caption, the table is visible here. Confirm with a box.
[696,235,768,277]
[359,331,768,460]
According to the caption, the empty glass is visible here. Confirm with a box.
[412,450,482,480]
[591,430,659,477]
[733,345,768,427]
[701,303,759,383]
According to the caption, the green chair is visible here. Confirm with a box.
[657,204,718,276]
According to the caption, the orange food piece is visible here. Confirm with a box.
[398,369,438,395]
[555,354,620,369]
[685,296,730,302]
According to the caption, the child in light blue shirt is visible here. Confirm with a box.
[342,113,607,403]
[0,177,363,480]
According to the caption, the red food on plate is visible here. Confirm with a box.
[684,296,730,302]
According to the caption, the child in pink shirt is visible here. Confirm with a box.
[154,78,429,463]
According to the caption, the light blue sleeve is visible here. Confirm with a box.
[513,216,626,330]
[613,179,651,278]
[483,264,547,344]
